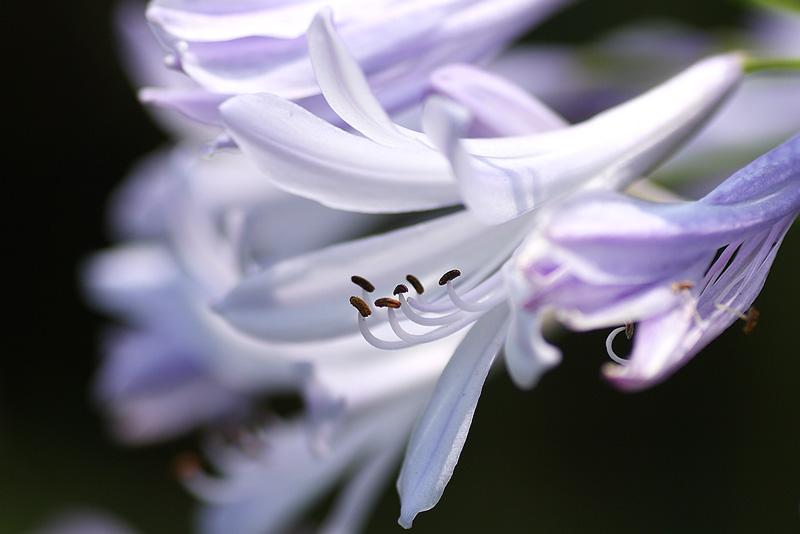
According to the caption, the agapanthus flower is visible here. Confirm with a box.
[88,2,800,533]
[507,133,800,391]
[139,0,571,131]
[212,9,796,527]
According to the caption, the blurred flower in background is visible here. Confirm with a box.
[6,1,798,534]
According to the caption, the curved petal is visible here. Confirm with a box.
[308,7,423,149]
[396,304,509,528]
[605,214,794,391]
[428,53,746,223]
[220,92,459,213]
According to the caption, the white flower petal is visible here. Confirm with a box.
[502,268,561,389]
[308,7,435,149]
[396,304,510,529]
[430,53,746,223]
[220,92,459,213]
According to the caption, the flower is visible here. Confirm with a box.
[146,0,570,96]
[507,133,800,391]
[220,9,747,224]
[212,11,784,527]
[139,0,571,132]
[88,2,800,532]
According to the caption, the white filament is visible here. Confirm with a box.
[354,270,506,350]
[605,326,631,366]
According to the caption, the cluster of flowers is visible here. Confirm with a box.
[85,1,800,533]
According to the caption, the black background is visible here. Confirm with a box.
[4,1,800,532]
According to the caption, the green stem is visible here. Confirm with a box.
[743,55,800,73]
[733,0,800,14]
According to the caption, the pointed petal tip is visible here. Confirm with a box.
[397,509,416,530]
[601,362,657,393]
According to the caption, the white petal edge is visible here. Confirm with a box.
[397,304,510,528]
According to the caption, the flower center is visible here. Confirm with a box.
[348,270,505,350]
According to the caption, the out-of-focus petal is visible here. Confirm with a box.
[430,63,568,137]
[192,399,423,534]
[148,0,571,97]
[139,87,229,127]
[318,446,404,534]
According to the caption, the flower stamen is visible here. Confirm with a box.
[438,269,462,285]
[374,297,401,309]
[397,293,469,325]
[406,274,424,294]
[606,325,633,366]
[352,275,375,292]
[349,296,372,317]
[349,268,505,350]
[671,280,702,324]
[715,303,760,333]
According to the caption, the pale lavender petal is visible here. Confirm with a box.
[397,304,509,528]
[606,214,795,390]
[512,135,800,390]
[429,63,568,137]
[193,399,422,534]
[139,87,230,127]
[94,330,249,443]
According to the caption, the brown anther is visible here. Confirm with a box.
[625,322,634,340]
[374,297,402,309]
[393,284,408,295]
[670,280,695,293]
[349,296,372,317]
[438,269,462,286]
[406,274,425,294]
[172,451,201,480]
[351,275,375,293]
[742,306,759,334]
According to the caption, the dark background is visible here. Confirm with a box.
[4,0,799,532]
